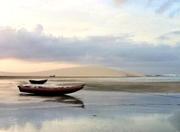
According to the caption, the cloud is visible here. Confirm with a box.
[0,25,180,73]
[169,8,180,17]
[158,30,180,40]
[112,0,128,6]
[156,0,176,14]
[34,24,44,34]
[114,0,180,17]
[149,0,180,17]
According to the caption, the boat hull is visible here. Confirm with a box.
[18,84,85,95]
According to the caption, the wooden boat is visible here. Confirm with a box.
[18,84,85,95]
[29,79,48,84]
[49,75,56,78]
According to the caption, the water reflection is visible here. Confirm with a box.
[19,94,85,108]
[169,111,180,131]
[1,111,180,132]
[44,95,85,108]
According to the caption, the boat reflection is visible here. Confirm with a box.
[19,93,85,108]
[44,95,85,108]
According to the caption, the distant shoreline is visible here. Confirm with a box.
[0,76,141,79]
[0,66,144,77]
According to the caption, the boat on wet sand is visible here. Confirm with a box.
[18,84,85,95]
[29,79,48,84]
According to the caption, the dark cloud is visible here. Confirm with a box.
[0,26,180,74]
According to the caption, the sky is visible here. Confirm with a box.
[0,0,180,74]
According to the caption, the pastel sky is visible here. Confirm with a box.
[0,0,180,74]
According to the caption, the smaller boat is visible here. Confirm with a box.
[29,79,48,84]
[18,84,85,95]
[49,75,56,78]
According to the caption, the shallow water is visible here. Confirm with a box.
[0,79,180,132]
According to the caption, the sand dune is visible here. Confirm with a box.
[0,66,144,77]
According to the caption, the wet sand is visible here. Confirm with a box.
[0,78,180,132]
[52,77,180,92]
[85,81,180,92]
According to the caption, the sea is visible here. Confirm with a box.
[0,77,180,132]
